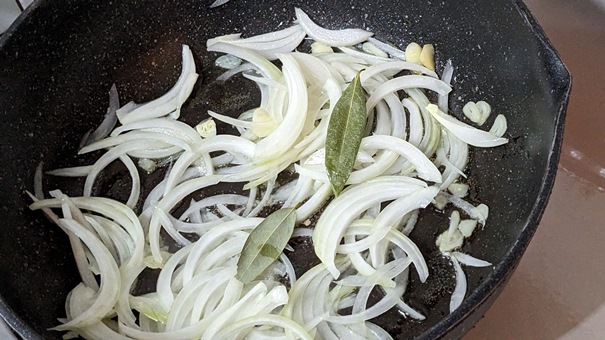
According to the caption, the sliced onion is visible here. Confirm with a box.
[438,59,454,112]
[51,218,120,331]
[427,104,508,147]
[361,61,438,82]
[215,314,312,340]
[217,62,258,81]
[403,89,442,157]
[46,165,93,177]
[326,284,402,324]
[367,38,406,60]
[449,256,466,313]
[162,135,255,196]
[451,252,492,267]
[338,46,392,64]
[178,194,249,221]
[181,218,261,285]
[64,284,132,340]
[81,84,120,147]
[117,45,198,124]
[254,54,308,163]
[208,42,282,80]
[367,75,451,113]
[110,117,202,144]
[209,26,306,60]
[165,266,235,331]
[295,8,373,47]
[361,136,442,183]
[368,186,439,267]
[402,98,423,147]
[210,0,229,8]
[313,177,426,278]
[365,321,394,340]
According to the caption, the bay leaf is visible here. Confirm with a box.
[236,207,296,284]
[325,70,367,196]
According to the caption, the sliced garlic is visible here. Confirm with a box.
[463,102,482,124]
[476,101,491,117]
[448,210,461,237]
[448,183,469,198]
[472,203,489,222]
[463,100,491,125]
[405,42,422,64]
[433,193,448,210]
[458,219,478,237]
[436,229,464,252]
[489,114,508,137]
[419,44,435,71]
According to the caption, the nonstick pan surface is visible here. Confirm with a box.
[0,0,570,339]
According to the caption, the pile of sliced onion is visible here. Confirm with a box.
[30,7,505,339]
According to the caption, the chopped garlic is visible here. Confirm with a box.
[138,158,157,173]
[433,193,448,210]
[405,42,422,64]
[362,42,388,58]
[419,44,435,71]
[143,251,171,269]
[436,229,464,252]
[458,219,478,237]
[311,41,333,54]
[448,183,469,198]
[472,203,489,222]
[448,210,461,237]
[196,118,217,138]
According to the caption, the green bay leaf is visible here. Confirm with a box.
[236,207,296,284]
[325,70,367,196]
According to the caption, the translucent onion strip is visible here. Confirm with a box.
[208,25,307,61]
[427,104,508,147]
[117,45,198,124]
[214,315,312,339]
[313,177,427,278]
[295,8,373,47]
[254,54,308,164]
[51,218,120,331]
[366,76,451,112]
[449,256,466,313]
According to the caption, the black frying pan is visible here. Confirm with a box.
[0,0,570,339]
